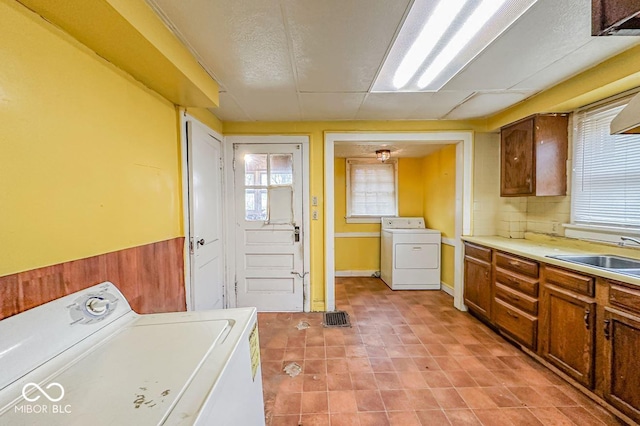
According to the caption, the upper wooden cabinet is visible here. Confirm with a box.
[500,114,569,197]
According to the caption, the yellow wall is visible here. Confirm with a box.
[0,0,182,276]
[422,145,457,289]
[334,157,425,273]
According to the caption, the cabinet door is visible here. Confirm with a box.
[501,118,534,196]
[464,256,491,320]
[542,285,596,388]
[603,308,640,423]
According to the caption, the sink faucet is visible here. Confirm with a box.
[620,236,640,247]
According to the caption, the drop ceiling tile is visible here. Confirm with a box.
[511,38,640,90]
[299,93,365,120]
[231,89,301,121]
[210,92,251,122]
[281,0,410,92]
[444,91,536,120]
[443,0,594,91]
[355,91,472,120]
[149,0,296,91]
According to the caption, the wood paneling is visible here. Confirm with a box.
[0,238,185,320]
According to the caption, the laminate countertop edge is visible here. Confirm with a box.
[462,235,640,288]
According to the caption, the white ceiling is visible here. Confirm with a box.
[334,141,453,158]
[147,0,639,122]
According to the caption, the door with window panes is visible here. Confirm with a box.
[234,144,304,311]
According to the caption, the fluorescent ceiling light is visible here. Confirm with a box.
[418,0,507,88]
[371,0,538,92]
[393,0,467,89]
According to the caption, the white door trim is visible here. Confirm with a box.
[224,135,311,312]
[179,110,225,311]
[324,132,473,312]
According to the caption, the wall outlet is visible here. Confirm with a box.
[551,221,560,233]
[312,210,318,220]
[312,196,318,206]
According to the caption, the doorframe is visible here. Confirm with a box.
[179,110,225,311]
[324,132,473,311]
[224,135,311,312]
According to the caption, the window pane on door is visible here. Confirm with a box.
[270,154,293,185]
[245,154,267,186]
[245,188,268,221]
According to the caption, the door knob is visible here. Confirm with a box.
[197,238,205,246]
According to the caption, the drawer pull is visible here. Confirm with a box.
[508,260,520,267]
[506,310,519,319]
[583,308,590,329]
[510,295,520,302]
[604,319,611,340]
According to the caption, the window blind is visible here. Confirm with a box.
[347,161,397,216]
[573,96,640,229]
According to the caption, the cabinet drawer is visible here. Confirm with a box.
[609,281,640,315]
[494,298,538,350]
[465,243,492,263]
[495,283,538,315]
[495,268,539,297]
[496,252,539,277]
[544,266,594,297]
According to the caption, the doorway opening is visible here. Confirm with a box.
[324,132,473,311]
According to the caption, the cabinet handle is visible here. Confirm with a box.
[506,310,519,319]
[584,309,590,329]
[604,319,611,340]
[508,260,520,267]
[484,271,489,278]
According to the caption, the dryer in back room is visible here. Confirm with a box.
[380,217,441,290]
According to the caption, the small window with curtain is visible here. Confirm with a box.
[346,158,398,223]
[570,95,640,238]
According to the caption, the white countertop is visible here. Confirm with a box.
[462,234,640,287]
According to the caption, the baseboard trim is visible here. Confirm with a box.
[335,270,378,277]
[440,283,454,297]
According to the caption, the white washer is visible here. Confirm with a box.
[0,282,265,426]
[380,217,441,290]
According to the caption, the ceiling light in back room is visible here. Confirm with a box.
[372,0,539,93]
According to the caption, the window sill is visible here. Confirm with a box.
[345,217,383,224]
[564,223,640,245]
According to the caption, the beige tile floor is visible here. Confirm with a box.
[258,277,627,426]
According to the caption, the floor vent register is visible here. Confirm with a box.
[323,311,351,328]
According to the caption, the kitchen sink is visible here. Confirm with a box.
[547,254,640,278]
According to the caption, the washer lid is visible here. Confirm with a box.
[2,319,230,425]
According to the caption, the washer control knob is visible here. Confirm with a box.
[86,297,109,315]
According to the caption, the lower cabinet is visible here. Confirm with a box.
[463,242,640,424]
[541,284,596,389]
[603,281,640,423]
[464,256,492,320]
[463,243,492,321]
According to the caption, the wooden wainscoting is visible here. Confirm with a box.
[0,238,186,320]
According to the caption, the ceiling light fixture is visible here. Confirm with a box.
[418,0,508,88]
[393,0,467,89]
[371,0,538,93]
[376,149,391,162]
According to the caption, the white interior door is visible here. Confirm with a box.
[234,143,304,311]
[188,120,224,310]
